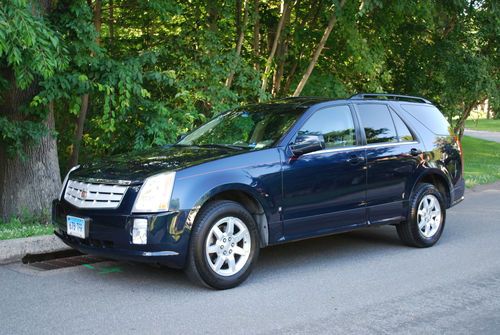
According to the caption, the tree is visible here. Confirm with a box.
[0,0,66,220]
[293,0,345,96]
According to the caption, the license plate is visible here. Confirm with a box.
[67,215,87,239]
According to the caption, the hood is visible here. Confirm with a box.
[70,145,243,185]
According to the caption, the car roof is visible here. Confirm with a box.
[239,95,433,114]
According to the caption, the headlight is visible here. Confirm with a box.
[59,165,80,200]
[132,171,176,213]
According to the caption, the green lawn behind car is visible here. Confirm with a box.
[465,119,500,132]
[462,136,500,188]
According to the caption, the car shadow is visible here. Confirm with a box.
[90,225,403,290]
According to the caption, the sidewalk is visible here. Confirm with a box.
[464,129,500,143]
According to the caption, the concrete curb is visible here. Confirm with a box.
[0,235,70,265]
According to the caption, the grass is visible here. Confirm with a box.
[0,210,53,241]
[465,119,500,132]
[462,135,500,188]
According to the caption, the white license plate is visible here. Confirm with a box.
[67,215,87,239]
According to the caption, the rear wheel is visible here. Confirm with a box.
[185,200,259,289]
[397,183,446,247]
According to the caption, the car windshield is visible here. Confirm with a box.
[178,107,304,150]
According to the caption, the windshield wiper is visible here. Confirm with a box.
[198,144,246,151]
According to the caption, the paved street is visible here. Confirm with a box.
[1,184,500,335]
[465,129,500,143]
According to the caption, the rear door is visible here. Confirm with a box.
[282,104,367,240]
[353,103,423,225]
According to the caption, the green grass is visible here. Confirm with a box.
[465,119,500,132]
[0,211,53,240]
[462,136,500,188]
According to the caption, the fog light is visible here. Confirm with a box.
[132,219,148,245]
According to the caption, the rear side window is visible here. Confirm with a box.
[357,104,398,144]
[401,104,450,135]
[298,105,356,148]
[391,111,414,142]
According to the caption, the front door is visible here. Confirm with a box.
[282,104,367,240]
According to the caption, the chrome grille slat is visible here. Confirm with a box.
[64,180,128,209]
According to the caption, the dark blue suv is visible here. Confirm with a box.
[52,94,465,289]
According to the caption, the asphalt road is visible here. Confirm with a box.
[1,183,500,335]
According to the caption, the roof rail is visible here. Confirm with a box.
[349,93,432,104]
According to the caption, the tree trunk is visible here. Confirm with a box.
[109,0,114,47]
[68,94,89,168]
[226,0,249,88]
[271,5,292,97]
[207,0,219,32]
[0,0,61,220]
[68,0,102,167]
[259,1,290,98]
[454,100,486,139]
[282,59,299,94]
[93,0,102,44]
[292,0,345,96]
[252,0,260,71]
[0,73,61,220]
[272,39,288,97]
[281,0,321,95]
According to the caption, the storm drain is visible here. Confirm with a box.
[22,250,108,271]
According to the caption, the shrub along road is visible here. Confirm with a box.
[1,184,500,334]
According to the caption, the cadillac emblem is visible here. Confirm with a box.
[80,190,88,199]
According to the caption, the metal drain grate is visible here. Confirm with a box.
[23,250,108,271]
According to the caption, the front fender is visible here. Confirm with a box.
[169,148,283,232]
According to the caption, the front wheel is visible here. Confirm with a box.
[397,183,446,247]
[185,200,259,289]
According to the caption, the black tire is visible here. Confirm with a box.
[397,183,446,248]
[185,200,260,289]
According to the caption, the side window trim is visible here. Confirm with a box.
[353,102,404,145]
[388,105,420,143]
[293,104,359,149]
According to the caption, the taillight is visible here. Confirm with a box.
[455,135,464,175]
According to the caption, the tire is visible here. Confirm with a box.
[185,200,260,289]
[396,183,446,248]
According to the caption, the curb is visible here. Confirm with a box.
[0,234,70,265]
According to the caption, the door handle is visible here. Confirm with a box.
[347,155,365,165]
[410,148,422,156]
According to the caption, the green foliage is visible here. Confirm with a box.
[0,0,68,157]
[0,0,67,88]
[1,0,498,173]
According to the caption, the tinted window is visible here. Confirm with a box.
[357,104,397,144]
[298,105,356,148]
[179,108,303,150]
[401,104,450,135]
[391,111,414,142]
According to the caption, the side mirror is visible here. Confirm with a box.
[177,133,187,141]
[290,134,325,156]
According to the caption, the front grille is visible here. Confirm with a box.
[64,179,128,209]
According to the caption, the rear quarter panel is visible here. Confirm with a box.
[391,102,464,205]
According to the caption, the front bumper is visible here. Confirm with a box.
[52,199,191,268]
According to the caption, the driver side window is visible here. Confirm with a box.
[298,105,356,148]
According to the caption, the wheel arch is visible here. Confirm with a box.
[410,170,452,208]
[185,186,271,247]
